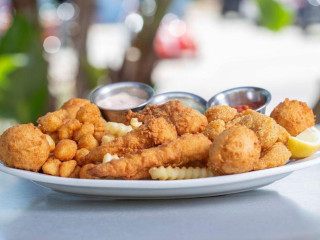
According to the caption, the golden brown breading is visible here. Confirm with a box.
[203,119,226,141]
[37,109,67,133]
[204,105,237,123]
[58,119,82,140]
[76,103,101,124]
[79,164,96,179]
[88,133,211,180]
[42,157,61,176]
[271,98,315,136]
[82,117,178,165]
[254,142,291,170]
[226,110,289,150]
[0,123,50,172]
[208,125,261,174]
[78,134,99,151]
[54,139,77,161]
[69,166,81,178]
[125,101,208,135]
[75,148,90,164]
[61,98,91,119]
[59,160,77,177]
[73,122,95,142]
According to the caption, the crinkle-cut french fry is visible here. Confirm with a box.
[149,166,214,180]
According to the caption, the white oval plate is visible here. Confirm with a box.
[1,152,320,199]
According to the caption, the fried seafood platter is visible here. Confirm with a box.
[0,97,318,182]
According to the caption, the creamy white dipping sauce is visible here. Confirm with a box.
[97,92,147,110]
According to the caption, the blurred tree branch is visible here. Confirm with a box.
[110,0,172,85]
[72,0,95,98]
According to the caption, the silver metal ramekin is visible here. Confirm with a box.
[150,91,207,113]
[206,86,271,114]
[90,82,154,122]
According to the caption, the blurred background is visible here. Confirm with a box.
[0,0,320,132]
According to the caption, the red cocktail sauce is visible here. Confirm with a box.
[233,103,263,113]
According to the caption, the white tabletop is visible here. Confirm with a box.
[1,165,320,240]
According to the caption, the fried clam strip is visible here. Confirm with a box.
[88,133,211,180]
[81,117,178,166]
[125,100,208,135]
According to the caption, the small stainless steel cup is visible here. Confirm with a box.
[90,82,154,122]
[206,86,271,114]
[150,91,207,113]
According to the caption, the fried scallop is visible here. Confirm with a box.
[208,125,261,174]
[271,98,315,136]
[54,139,77,161]
[61,98,91,119]
[204,105,237,123]
[76,103,101,124]
[0,123,50,172]
[37,109,67,133]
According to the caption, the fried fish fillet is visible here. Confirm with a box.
[125,101,208,135]
[82,117,178,166]
[88,133,211,180]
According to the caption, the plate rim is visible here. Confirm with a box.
[1,152,320,189]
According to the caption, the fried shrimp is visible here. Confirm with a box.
[271,98,315,136]
[254,142,291,170]
[208,125,261,174]
[125,100,208,135]
[82,117,178,165]
[226,110,289,150]
[204,105,237,123]
[88,133,211,180]
[0,124,50,172]
[203,119,226,141]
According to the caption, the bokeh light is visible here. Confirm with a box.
[125,13,144,33]
[43,36,61,54]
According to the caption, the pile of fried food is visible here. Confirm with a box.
[0,97,316,180]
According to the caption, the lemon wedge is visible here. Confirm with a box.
[287,126,320,159]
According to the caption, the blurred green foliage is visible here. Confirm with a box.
[0,14,48,124]
[256,0,295,31]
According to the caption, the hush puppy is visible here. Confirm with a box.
[0,124,50,172]
[271,98,315,136]
[208,125,261,174]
